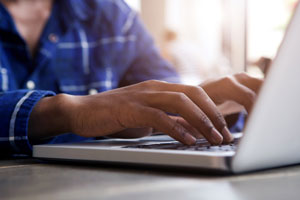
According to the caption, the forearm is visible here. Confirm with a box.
[28,94,73,143]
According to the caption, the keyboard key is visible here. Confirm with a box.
[123,138,239,152]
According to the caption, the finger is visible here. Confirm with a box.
[224,78,256,113]
[137,106,196,145]
[150,83,233,143]
[201,76,257,115]
[170,116,203,139]
[144,91,224,145]
[234,73,264,93]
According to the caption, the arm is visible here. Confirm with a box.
[28,81,225,146]
[29,4,263,146]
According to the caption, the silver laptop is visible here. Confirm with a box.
[33,3,300,174]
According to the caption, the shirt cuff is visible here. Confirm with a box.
[12,90,56,155]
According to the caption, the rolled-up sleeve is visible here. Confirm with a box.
[0,90,55,155]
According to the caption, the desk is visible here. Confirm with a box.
[1,158,300,200]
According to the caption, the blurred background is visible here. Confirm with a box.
[125,0,298,85]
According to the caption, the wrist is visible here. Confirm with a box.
[28,93,74,142]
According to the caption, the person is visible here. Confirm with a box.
[0,0,262,156]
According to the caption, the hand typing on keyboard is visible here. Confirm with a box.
[29,74,262,147]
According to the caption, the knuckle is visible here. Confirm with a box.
[221,76,235,85]
[145,80,157,84]
[142,80,155,88]
[234,72,250,82]
[184,85,197,93]
[142,80,163,89]
[235,72,248,78]
[200,114,213,129]
[175,92,189,102]
[170,122,181,132]
[214,112,227,127]
[170,122,188,139]
[187,85,205,96]
[197,86,206,93]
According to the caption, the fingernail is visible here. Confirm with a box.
[185,134,196,145]
[222,127,234,143]
[211,128,223,144]
[181,131,196,145]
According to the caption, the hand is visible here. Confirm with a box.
[29,74,263,146]
[165,73,263,139]
[200,73,263,113]
[29,80,234,145]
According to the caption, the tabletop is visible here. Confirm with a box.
[1,157,300,200]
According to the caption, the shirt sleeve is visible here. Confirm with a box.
[0,90,55,155]
[118,3,181,86]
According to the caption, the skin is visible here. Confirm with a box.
[0,0,53,56]
[28,76,263,146]
[2,0,263,146]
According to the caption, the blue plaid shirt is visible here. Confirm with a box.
[0,0,180,155]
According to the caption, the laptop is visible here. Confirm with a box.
[33,3,300,174]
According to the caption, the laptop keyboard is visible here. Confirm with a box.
[123,138,239,152]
